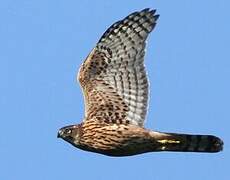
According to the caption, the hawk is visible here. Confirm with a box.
[57,8,223,156]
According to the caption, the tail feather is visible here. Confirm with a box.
[154,132,223,153]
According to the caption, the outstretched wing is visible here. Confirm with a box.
[78,8,159,127]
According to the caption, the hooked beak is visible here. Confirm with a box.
[57,129,63,138]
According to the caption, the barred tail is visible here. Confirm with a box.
[153,132,223,153]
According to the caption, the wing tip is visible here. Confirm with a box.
[140,8,160,20]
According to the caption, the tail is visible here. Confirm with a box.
[151,132,223,153]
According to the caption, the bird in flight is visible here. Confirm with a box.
[57,8,223,156]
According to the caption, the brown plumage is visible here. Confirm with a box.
[57,8,223,156]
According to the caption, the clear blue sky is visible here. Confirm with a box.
[1,0,229,179]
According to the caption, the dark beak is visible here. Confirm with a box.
[57,129,62,138]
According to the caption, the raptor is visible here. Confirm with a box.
[57,8,223,156]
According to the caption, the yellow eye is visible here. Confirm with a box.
[64,129,72,134]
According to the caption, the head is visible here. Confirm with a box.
[57,124,81,147]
